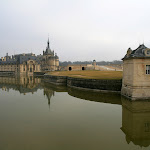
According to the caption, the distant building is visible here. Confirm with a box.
[121,44,150,100]
[66,60,98,71]
[0,38,59,74]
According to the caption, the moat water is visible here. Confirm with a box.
[0,76,150,150]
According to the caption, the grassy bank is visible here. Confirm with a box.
[47,70,122,80]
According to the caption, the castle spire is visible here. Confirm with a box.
[47,37,50,49]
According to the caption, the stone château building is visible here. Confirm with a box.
[0,53,41,75]
[0,38,59,74]
[41,38,59,71]
[121,44,150,100]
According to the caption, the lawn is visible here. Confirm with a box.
[47,70,122,80]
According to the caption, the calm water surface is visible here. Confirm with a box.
[0,76,150,150]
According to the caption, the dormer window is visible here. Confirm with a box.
[147,50,150,55]
[146,65,150,74]
[144,48,150,56]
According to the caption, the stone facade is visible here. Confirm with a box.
[121,44,150,100]
[0,53,41,75]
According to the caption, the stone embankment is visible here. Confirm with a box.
[0,72,122,92]
[44,74,67,85]
[34,72,45,76]
[44,74,122,92]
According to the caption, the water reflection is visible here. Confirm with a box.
[0,76,68,107]
[68,87,121,105]
[0,76,42,95]
[0,76,122,106]
[121,98,150,147]
[42,82,67,107]
[0,76,150,149]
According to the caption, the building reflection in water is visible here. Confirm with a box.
[1,76,150,148]
[0,76,67,107]
[43,87,54,108]
[0,75,42,95]
[68,88,150,148]
[121,97,150,147]
[41,82,67,108]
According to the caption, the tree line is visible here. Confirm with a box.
[59,60,122,66]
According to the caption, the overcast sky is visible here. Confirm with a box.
[0,0,150,61]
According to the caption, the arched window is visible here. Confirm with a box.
[69,67,72,71]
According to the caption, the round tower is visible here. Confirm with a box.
[92,60,96,67]
[48,56,55,71]
[55,54,59,68]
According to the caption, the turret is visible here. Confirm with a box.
[47,38,50,49]
[92,60,96,67]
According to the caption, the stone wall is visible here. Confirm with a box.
[44,74,122,92]
[44,74,67,85]
[67,64,87,71]
[34,72,45,76]
[0,73,122,92]
[67,77,122,92]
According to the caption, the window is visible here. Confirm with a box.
[146,65,150,74]
[147,50,150,55]
[23,65,25,71]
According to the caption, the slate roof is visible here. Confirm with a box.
[55,55,59,59]
[123,44,150,60]
[0,60,17,65]
[18,55,40,64]
[0,54,40,65]
[43,38,55,55]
